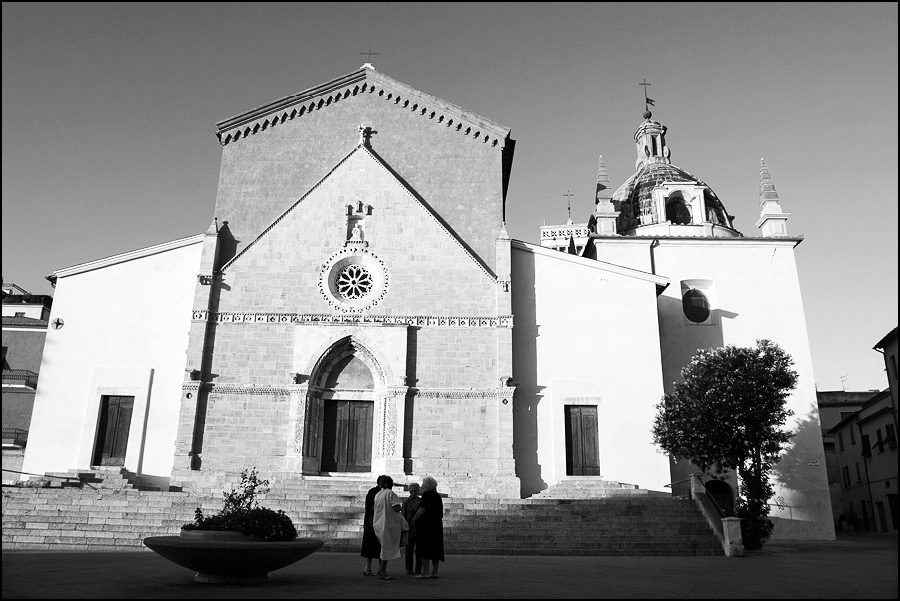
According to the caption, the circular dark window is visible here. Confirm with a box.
[682,289,710,323]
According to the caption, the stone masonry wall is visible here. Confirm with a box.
[199,390,293,472]
[213,149,497,317]
[214,93,504,274]
[407,393,500,478]
[206,323,295,385]
[413,329,497,389]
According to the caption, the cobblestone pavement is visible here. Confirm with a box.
[2,533,896,599]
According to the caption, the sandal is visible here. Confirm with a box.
[363,569,374,577]
[415,574,431,579]
[378,575,395,581]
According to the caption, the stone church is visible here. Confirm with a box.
[21,65,833,540]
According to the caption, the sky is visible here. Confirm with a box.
[2,3,897,392]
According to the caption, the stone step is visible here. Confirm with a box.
[1,486,721,556]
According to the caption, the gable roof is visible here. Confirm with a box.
[49,234,204,281]
[873,326,898,350]
[511,240,669,290]
[215,66,511,148]
[219,143,497,280]
[2,316,48,328]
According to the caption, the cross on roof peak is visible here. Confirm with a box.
[360,46,379,60]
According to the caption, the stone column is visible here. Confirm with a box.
[495,382,520,498]
[172,220,221,475]
[282,383,308,472]
[372,385,407,475]
[300,389,322,474]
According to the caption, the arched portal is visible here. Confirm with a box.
[295,334,404,475]
[318,354,374,472]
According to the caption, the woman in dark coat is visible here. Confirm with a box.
[411,475,444,579]
[361,475,383,576]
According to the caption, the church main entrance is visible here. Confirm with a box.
[564,405,600,476]
[321,400,373,471]
[315,353,375,473]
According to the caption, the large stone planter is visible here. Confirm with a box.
[143,531,324,583]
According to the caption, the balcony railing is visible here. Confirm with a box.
[1,428,28,448]
[1,369,38,389]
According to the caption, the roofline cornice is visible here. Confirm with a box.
[215,68,511,147]
[873,326,898,350]
[51,234,205,280]
[590,235,804,249]
[511,240,669,286]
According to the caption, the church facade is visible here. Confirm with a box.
[21,66,833,539]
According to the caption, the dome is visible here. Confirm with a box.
[612,162,732,232]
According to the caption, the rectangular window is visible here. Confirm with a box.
[886,424,897,449]
[839,431,845,451]
[850,426,856,445]
[862,434,872,457]
[876,429,884,453]
[856,462,862,484]
[842,466,851,488]
[14,312,25,317]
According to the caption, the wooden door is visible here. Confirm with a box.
[321,400,373,472]
[92,395,134,466]
[565,405,600,476]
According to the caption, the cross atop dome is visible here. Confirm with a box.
[639,79,656,119]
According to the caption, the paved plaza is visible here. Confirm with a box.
[2,532,896,599]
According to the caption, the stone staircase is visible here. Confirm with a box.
[40,467,163,491]
[1,472,722,556]
[531,477,653,499]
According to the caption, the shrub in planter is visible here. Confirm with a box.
[182,468,297,542]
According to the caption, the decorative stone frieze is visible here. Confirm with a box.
[181,381,204,393]
[540,226,591,240]
[202,383,297,396]
[411,387,512,400]
[192,310,513,328]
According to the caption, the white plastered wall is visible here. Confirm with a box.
[22,239,202,483]
[649,238,834,540]
[511,242,670,494]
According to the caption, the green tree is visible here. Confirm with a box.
[652,339,797,549]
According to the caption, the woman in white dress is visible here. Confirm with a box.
[372,475,403,580]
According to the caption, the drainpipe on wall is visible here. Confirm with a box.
[858,420,877,531]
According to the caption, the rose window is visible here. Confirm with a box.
[319,248,389,312]
[336,265,373,300]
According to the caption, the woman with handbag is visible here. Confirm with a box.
[401,482,423,575]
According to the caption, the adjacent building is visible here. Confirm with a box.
[830,389,898,531]
[1,283,52,480]
[817,390,878,520]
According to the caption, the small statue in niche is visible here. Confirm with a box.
[350,222,363,241]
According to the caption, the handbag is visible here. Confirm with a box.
[399,515,410,546]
